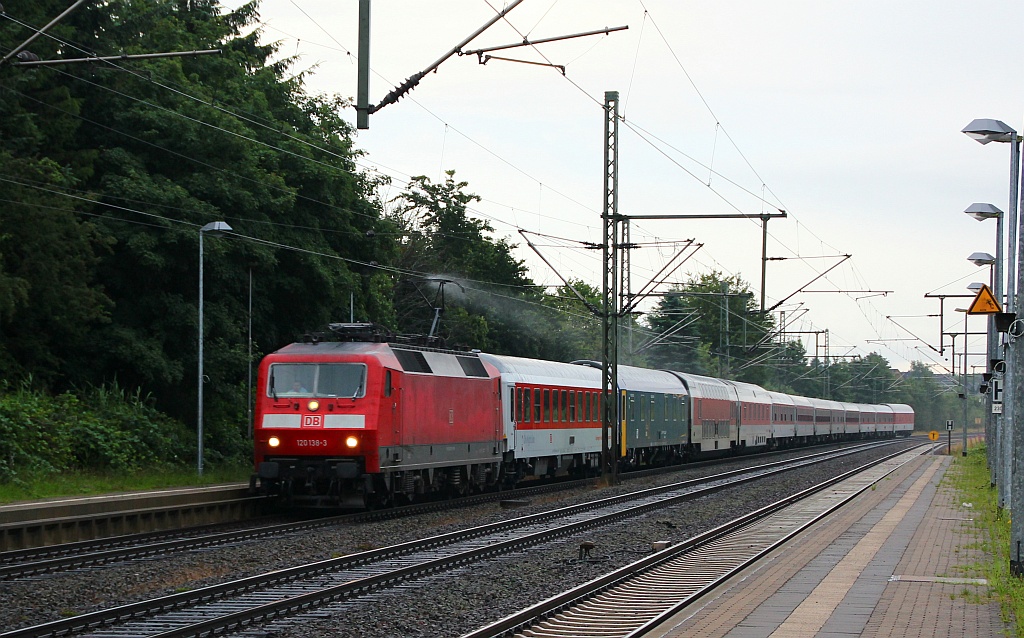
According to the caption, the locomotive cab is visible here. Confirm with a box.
[253,344,386,507]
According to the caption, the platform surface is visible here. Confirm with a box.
[647,453,1009,638]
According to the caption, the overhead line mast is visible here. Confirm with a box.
[601,90,621,486]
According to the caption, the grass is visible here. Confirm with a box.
[0,464,252,504]
[948,444,1024,634]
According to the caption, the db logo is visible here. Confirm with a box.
[302,415,324,428]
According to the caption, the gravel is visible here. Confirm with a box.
[0,441,918,636]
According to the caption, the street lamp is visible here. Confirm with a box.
[963,118,1018,144]
[966,202,1005,220]
[198,221,232,476]
[968,251,996,267]
[966,204,1005,306]
[964,117,1024,576]
[968,251,999,481]
[966,207,1004,467]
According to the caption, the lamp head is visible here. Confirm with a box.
[962,118,1017,144]
[200,221,232,237]
[968,252,996,266]
[964,203,1004,221]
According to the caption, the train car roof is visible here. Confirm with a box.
[791,394,814,408]
[557,360,688,394]
[858,403,887,414]
[477,353,602,388]
[617,365,688,394]
[665,371,736,400]
[268,342,499,379]
[268,341,403,368]
[806,396,842,411]
[272,341,393,357]
[765,390,796,406]
[883,403,915,414]
[725,380,772,403]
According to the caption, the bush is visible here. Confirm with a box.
[76,382,192,471]
[0,383,74,482]
[0,380,194,483]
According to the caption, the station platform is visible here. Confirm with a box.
[646,451,1009,638]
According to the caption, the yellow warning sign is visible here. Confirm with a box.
[967,284,1002,315]
[928,430,939,441]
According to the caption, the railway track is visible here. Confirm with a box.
[463,443,931,638]
[0,441,876,582]
[0,467,633,582]
[0,441,906,638]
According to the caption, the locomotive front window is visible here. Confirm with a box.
[268,363,367,398]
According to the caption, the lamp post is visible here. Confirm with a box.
[198,221,232,476]
[955,308,969,457]
[964,117,1024,575]
[966,205,1004,488]
[968,254,997,465]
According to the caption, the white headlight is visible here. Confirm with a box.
[268,436,281,448]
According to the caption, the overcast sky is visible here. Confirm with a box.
[224,0,1024,373]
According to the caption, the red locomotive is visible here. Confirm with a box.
[252,329,504,507]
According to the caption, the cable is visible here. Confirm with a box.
[2,5,930,371]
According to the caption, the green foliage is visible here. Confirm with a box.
[0,380,192,484]
[0,151,113,387]
[1,0,393,433]
[894,362,980,432]
[536,280,604,362]
[393,171,529,285]
[388,171,536,348]
[948,446,1024,633]
[644,271,772,379]
[0,380,74,481]
[73,382,193,471]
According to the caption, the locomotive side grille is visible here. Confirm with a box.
[456,355,488,377]
[393,349,433,373]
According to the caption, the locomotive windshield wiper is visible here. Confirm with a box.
[351,381,363,401]
[270,375,278,400]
